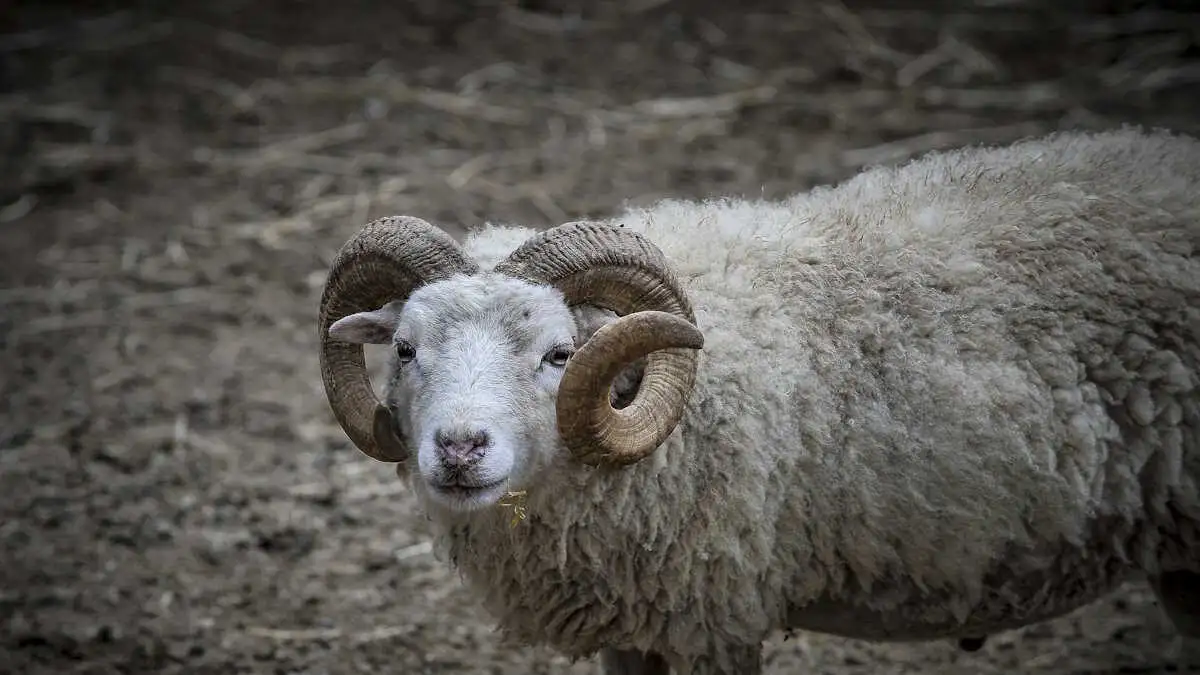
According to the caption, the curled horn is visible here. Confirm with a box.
[494,221,703,466]
[318,216,479,462]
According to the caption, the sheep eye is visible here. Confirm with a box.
[543,344,574,368]
[394,340,416,364]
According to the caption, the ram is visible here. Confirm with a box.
[317,128,1199,674]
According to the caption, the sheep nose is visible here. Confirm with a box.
[434,427,490,467]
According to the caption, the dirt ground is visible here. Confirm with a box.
[2,0,1199,673]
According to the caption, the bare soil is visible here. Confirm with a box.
[2,1,1199,673]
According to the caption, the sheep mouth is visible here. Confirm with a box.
[433,479,504,493]
[427,478,509,509]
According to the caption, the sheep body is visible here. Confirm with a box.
[403,128,1199,672]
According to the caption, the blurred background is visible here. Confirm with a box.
[2,0,1199,673]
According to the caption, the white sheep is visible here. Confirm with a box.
[316,127,1200,674]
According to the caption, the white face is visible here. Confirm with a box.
[328,273,636,513]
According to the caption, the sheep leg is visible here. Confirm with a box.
[599,648,670,675]
[958,636,987,652]
[1150,570,1200,668]
[664,645,763,675]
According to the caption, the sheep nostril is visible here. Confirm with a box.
[434,428,490,466]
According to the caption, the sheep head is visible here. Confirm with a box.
[317,215,704,510]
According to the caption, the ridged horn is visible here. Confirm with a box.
[494,221,703,466]
[318,215,478,462]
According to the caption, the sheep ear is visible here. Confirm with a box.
[328,302,403,344]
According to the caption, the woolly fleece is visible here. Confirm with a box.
[409,128,1199,670]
